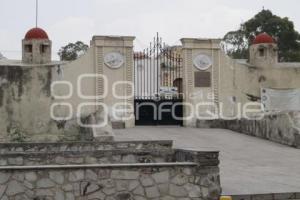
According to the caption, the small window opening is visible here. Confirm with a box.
[40,44,49,53]
[25,45,32,53]
[259,48,265,57]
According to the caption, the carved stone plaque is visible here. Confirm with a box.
[194,72,211,87]
[193,54,212,70]
[104,52,124,69]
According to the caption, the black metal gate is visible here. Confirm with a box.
[134,33,183,126]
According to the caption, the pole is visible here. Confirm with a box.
[36,0,38,27]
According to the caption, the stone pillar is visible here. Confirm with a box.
[91,36,135,128]
[181,38,221,127]
[22,39,52,64]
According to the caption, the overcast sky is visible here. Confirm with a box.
[1,0,300,60]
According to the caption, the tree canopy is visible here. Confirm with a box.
[58,41,89,61]
[0,52,5,60]
[223,9,300,62]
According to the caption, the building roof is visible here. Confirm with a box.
[253,33,275,44]
[25,27,49,40]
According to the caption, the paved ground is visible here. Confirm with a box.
[114,126,300,195]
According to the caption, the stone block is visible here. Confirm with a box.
[35,188,54,196]
[6,180,24,196]
[49,171,64,184]
[145,186,160,198]
[152,171,170,184]
[111,170,139,180]
[169,184,188,197]
[36,178,55,188]
[68,170,84,182]
[0,185,7,198]
[85,169,98,181]
[140,175,154,186]
[7,157,23,165]
[171,174,189,186]
[0,172,11,184]
[25,172,37,182]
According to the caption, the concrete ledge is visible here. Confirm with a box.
[0,162,198,170]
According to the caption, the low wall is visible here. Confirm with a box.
[197,113,300,148]
[0,140,173,153]
[0,163,220,200]
[0,141,221,200]
[229,192,300,200]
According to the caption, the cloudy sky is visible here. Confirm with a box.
[1,0,300,60]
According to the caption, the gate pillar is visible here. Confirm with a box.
[181,38,221,127]
[91,36,135,128]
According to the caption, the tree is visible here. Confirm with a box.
[58,41,89,61]
[0,52,5,60]
[223,9,300,61]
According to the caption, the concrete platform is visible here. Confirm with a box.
[114,126,300,195]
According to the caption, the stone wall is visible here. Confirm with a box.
[0,141,221,200]
[0,140,173,153]
[0,140,174,166]
[196,113,300,148]
[0,164,218,200]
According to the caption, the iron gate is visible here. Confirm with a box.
[134,33,183,126]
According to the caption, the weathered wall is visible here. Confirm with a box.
[180,37,300,123]
[197,113,300,148]
[217,51,300,118]
[0,65,69,142]
[0,35,135,142]
[230,62,300,108]
[0,141,221,200]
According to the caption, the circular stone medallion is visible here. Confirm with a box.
[104,52,124,69]
[193,54,212,70]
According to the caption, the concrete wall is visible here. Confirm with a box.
[181,38,300,125]
[0,64,98,142]
[0,65,65,142]
[229,61,300,109]
[219,43,300,118]
[0,35,135,142]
